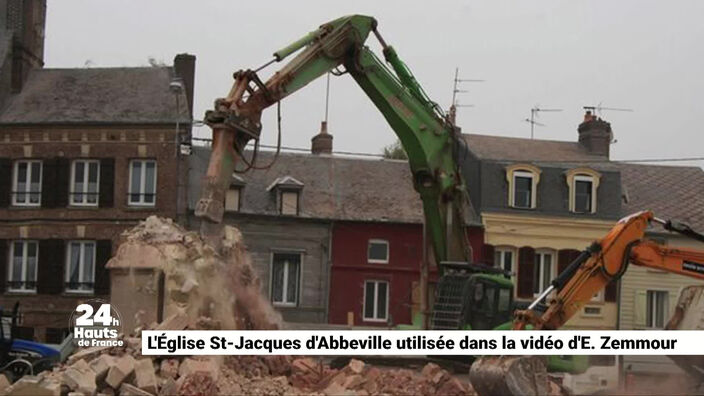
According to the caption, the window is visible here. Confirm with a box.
[12,160,42,206]
[494,248,514,276]
[280,191,299,215]
[566,168,600,213]
[128,160,157,206]
[533,251,555,296]
[8,241,38,292]
[363,280,388,321]
[506,165,541,209]
[70,160,100,206]
[225,188,241,212]
[574,176,593,213]
[66,241,96,293]
[271,253,300,306]
[646,290,668,328]
[368,240,389,264]
[514,172,533,208]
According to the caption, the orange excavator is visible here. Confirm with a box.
[470,210,704,395]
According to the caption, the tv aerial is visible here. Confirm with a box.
[449,67,484,123]
[583,103,634,116]
[525,106,562,139]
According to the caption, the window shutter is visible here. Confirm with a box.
[54,158,70,208]
[482,244,495,266]
[0,240,7,293]
[41,158,57,208]
[0,158,11,208]
[99,158,115,208]
[633,290,647,328]
[557,249,580,274]
[38,239,65,294]
[94,240,112,296]
[517,246,536,298]
[605,280,618,302]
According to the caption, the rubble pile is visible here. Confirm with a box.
[109,216,281,330]
[0,218,568,395]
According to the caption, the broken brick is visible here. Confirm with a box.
[178,358,219,382]
[62,367,96,395]
[105,354,136,389]
[6,376,61,396]
[155,313,189,331]
[159,359,179,379]
[89,354,116,378]
[119,383,154,396]
[0,374,9,392]
[67,345,112,365]
[347,359,364,374]
[134,358,158,395]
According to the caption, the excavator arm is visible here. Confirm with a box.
[471,211,704,395]
[514,210,704,330]
[195,15,471,266]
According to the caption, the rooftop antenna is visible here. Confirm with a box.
[527,106,562,139]
[583,103,634,117]
[450,67,484,123]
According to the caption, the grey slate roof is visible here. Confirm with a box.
[464,133,607,163]
[189,146,480,224]
[464,132,704,229]
[620,163,704,230]
[0,66,190,124]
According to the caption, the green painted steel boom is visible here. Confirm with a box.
[195,15,472,267]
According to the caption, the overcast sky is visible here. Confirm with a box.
[44,1,703,169]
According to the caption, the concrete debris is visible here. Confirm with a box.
[3,375,61,395]
[33,217,569,396]
[134,359,158,395]
[105,354,136,389]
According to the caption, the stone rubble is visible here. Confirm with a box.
[0,217,569,395]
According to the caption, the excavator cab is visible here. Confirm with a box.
[431,263,514,330]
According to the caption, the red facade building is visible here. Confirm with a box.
[328,222,484,327]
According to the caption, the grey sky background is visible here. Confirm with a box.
[44,1,703,169]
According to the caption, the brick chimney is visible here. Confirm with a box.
[311,121,333,154]
[2,0,46,93]
[173,53,196,117]
[578,110,612,158]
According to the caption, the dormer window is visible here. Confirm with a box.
[566,168,601,214]
[505,164,541,209]
[225,174,245,213]
[267,176,304,216]
[280,191,299,215]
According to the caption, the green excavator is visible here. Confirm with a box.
[193,14,586,385]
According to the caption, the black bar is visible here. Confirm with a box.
[551,244,600,290]
[665,220,704,244]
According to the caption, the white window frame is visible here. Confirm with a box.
[533,250,556,297]
[363,280,389,322]
[7,240,38,293]
[646,289,669,329]
[270,252,301,307]
[128,159,157,206]
[494,247,515,278]
[367,239,389,264]
[12,160,42,207]
[65,241,96,294]
[573,175,595,213]
[512,171,535,209]
[70,160,100,206]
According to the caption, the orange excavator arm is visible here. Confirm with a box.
[513,210,704,330]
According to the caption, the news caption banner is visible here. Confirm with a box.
[142,330,701,356]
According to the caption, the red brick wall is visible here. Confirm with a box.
[328,222,484,326]
[0,124,186,341]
